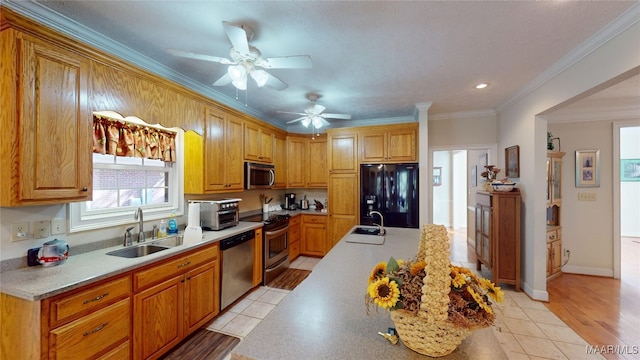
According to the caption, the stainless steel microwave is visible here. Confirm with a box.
[245,162,275,189]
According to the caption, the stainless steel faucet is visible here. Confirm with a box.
[368,210,386,236]
[124,226,134,246]
[134,207,145,243]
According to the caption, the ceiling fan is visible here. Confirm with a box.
[167,21,312,90]
[281,94,352,129]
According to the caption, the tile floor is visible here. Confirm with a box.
[207,255,600,360]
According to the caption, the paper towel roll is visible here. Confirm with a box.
[187,202,200,226]
[183,225,203,245]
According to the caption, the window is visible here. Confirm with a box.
[70,114,184,233]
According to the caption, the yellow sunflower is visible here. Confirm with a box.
[479,278,504,303]
[369,262,387,284]
[368,277,400,309]
[451,271,467,288]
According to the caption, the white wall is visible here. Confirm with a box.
[620,126,640,237]
[498,19,640,300]
[432,151,453,227]
[548,121,614,276]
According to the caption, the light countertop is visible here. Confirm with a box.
[231,226,507,360]
[0,222,262,301]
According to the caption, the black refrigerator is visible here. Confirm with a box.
[360,163,419,228]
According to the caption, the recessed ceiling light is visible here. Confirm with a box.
[475,83,489,89]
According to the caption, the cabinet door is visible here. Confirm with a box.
[287,137,306,187]
[204,108,227,191]
[360,132,386,163]
[253,228,263,286]
[184,263,217,334]
[243,122,262,162]
[306,139,327,187]
[18,34,92,203]
[387,129,417,161]
[133,276,184,360]
[551,158,562,204]
[327,133,358,173]
[301,215,327,256]
[225,115,245,190]
[273,135,287,188]
[328,174,358,246]
[550,240,562,275]
[481,206,492,267]
[260,128,274,163]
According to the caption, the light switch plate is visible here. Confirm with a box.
[33,220,51,239]
[11,223,29,242]
[51,218,66,235]
[578,192,597,201]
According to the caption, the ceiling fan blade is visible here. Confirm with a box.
[277,111,307,116]
[264,72,288,90]
[306,104,325,115]
[213,73,232,86]
[321,113,352,120]
[262,55,312,69]
[222,21,250,55]
[286,116,307,124]
[167,49,233,64]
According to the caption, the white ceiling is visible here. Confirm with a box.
[4,1,638,131]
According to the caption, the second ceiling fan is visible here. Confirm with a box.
[282,94,352,129]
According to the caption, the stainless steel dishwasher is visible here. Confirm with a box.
[220,230,255,310]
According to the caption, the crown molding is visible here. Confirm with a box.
[429,109,496,121]
[497,3,640,113]
[546,103,640,124]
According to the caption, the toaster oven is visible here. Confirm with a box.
[190,199,241,231]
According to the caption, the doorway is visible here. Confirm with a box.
[430,145,496,245]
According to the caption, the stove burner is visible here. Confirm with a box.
[241,213,290,227]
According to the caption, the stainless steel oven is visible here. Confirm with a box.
[241,213,290,285]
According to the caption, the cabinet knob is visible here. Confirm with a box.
[82,187,88,192]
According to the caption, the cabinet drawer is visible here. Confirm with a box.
[303,215,327,224]
[289,240,300,260]
[98,340,130,360]
[134,245,217,291]
[50,276,131,326]
[290,215,301,226]
[49,298,130,360]
[290,226,301,242]
[546,229,558,243]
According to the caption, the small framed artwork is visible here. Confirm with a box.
[575,150,600,187]
[621,159,640,182]
[433,167,442,186]
[505,145,520,178]
[470,165,477,187]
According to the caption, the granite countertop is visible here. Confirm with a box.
[231,226,507,360]
[0,222,262,301]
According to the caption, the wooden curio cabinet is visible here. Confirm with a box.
[546,151,565,280]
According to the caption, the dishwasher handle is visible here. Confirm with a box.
[220,230,254,251]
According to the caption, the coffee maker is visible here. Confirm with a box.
[285,193,297,210]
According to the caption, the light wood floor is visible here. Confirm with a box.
[451,229,640,360]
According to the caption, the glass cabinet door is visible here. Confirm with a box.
[552,158,562,202]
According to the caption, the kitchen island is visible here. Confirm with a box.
[231,226,506,360]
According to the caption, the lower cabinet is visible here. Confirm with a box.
[301,214,327,257]
[133,245,219,360]
[546,227,562,280]
[289,215,301,262]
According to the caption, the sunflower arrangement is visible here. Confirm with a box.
[365,229,504,330]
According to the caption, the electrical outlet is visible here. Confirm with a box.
[33,220,51,239]
[51,218,66,235]
[564,249,570,257]
[11,223,29,242]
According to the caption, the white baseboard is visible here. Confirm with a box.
[562,265,614,277]
[521,280,549,302]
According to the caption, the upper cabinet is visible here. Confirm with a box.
[272,134,287,189]
[185,106,244,194]
[327,130,358,173]
[244,121,274,163]
[306,139,327,188]
[1,30,92,206]
[285,136,327,188]
[359,123,418,163]
[286,136,306,188]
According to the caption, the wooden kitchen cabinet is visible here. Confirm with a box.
[184,106,244,193]
[244,121,274,163]
[327,130,358,173]
[289,215,301,262]
[0,29,92,206]
[306,139,328,188]
[133,244,219,360]
[359,123,417,163]
[301,214,327,257]
[286,136,306,187]
[475,190,521,291]
[273,134,287,188]
[327,173,359,248]
[253,227,263,286]
[546,151,565,281]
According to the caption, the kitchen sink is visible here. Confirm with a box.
[151,235,183,247]
[106,244,171,258]
[352,226,382,235]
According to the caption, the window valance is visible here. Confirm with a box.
[92,114,176,162]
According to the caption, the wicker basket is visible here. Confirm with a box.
[390,224,471,357]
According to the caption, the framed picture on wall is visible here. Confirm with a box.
[621,159,640,182]
[575,149,600,187]
[505,145,520,178]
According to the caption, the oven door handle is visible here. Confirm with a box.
[217,209,238,216]
[265,225,289,237]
